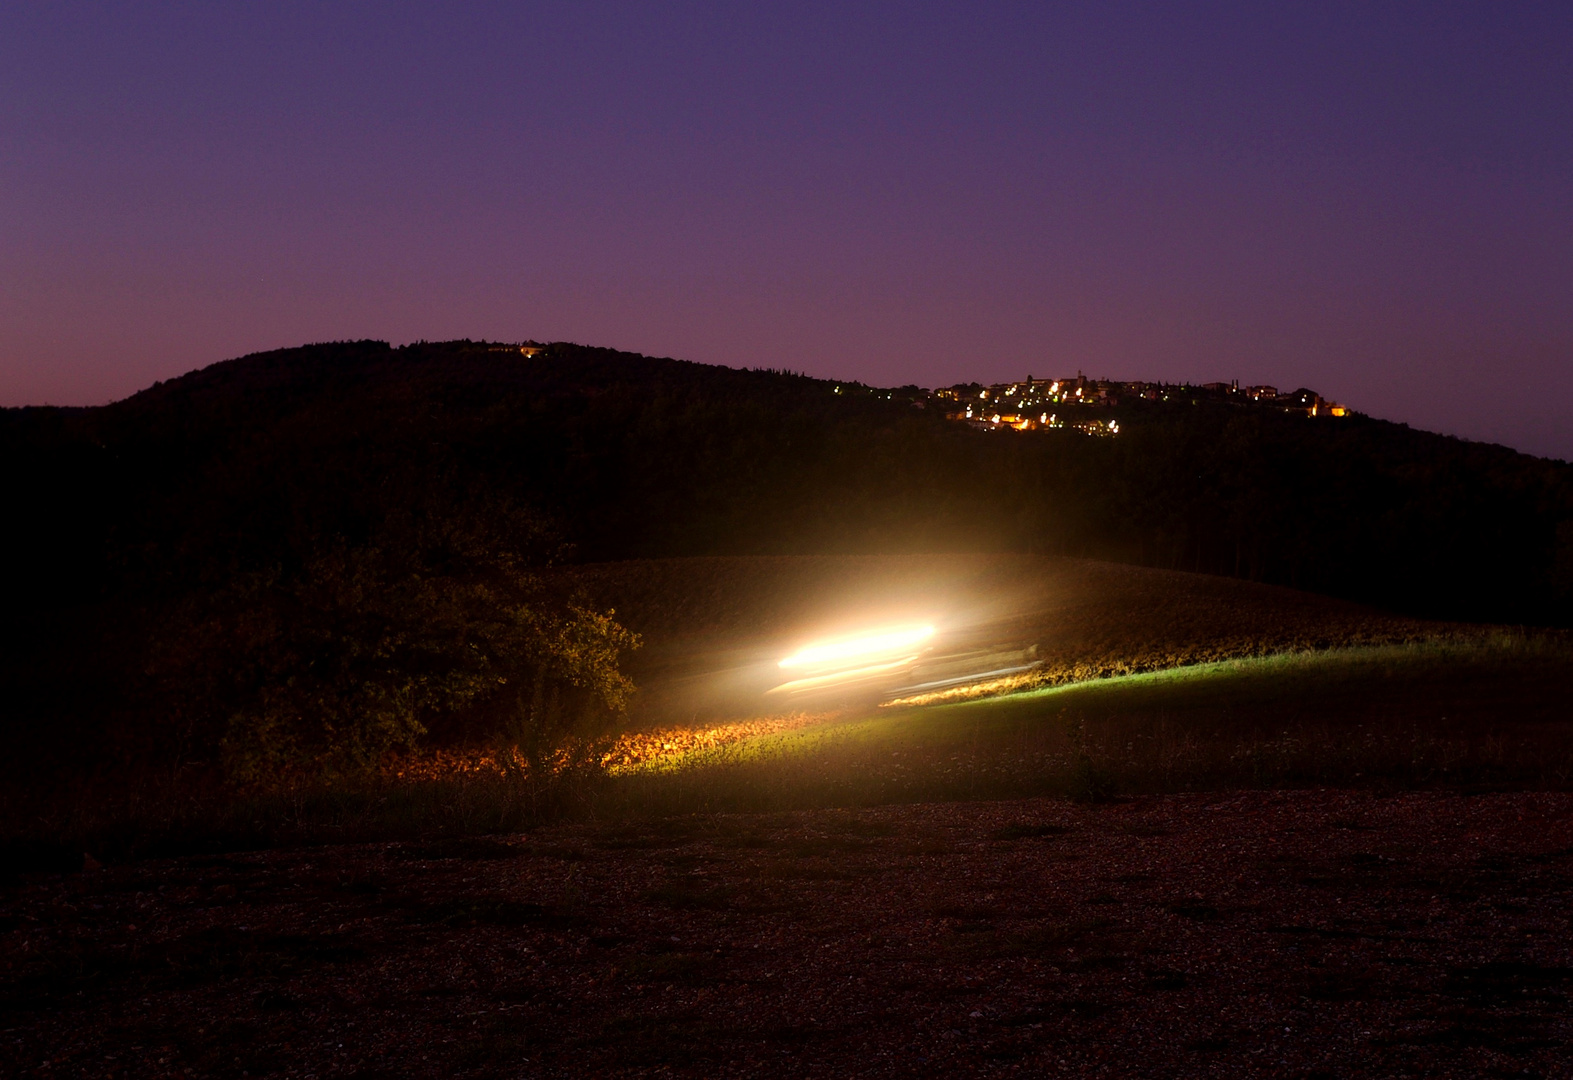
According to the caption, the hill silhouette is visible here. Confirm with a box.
[7,338,1571,616]
[2,338,1571,795]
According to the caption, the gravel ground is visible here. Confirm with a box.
[5,789,1572,1078]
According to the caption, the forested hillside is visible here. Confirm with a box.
[3,339,1570,788]
[7,338,1571,618]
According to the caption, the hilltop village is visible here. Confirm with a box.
[500,343,1346,440]
[929,375,1349,436]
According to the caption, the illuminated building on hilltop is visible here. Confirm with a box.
[925,374,1349,434]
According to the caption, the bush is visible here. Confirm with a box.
[183,496,643,785]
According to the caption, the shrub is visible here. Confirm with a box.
[200,496,640,784]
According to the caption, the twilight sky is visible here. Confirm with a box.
[3,2,1571,458]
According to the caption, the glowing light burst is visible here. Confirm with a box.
[778,624,936,670]
[768,623,936,695]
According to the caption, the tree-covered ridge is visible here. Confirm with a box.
[2,338,1570,790]
[7,336,1572,622]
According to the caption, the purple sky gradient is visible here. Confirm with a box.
[3,2,1571,458]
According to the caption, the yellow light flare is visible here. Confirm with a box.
[778,623,936,670]
[766,655,924,696]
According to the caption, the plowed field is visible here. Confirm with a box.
[9,790,1573,1079]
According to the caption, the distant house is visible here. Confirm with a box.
[933,371,1341,432]
[1277,389,1325,416]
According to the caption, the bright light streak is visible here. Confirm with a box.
[766,655,924,695]
[778,624,936,670]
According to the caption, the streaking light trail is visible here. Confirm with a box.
[778,624,936,670]
[768,622,937,698]
[766,657,923,697]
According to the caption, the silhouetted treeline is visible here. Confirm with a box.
[3,339,1571,788]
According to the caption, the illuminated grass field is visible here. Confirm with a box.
[557,553,1456,730]
[10,557,1563,861]
[246,560,1567,844]
[604,634,1573,815]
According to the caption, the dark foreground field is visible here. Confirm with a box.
[5,557,1570,1078]
[8,790,1573,1079]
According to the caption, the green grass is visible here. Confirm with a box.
[603,634,1573,815]
[7,633,1568,863]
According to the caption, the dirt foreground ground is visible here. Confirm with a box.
[6,790,1573,1079]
